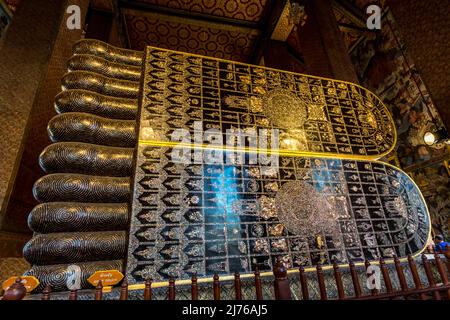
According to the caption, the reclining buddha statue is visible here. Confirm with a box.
[22,39,430,292]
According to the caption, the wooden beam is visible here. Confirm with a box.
[286,44,306,66]
[332,0,367,27]
[85,8,114,41]
[264,40,306,73]
[338,22,375,35]
[403,150,450,172]
[90,0,114,11]
[111,0,130,48]
[296,0,359,83]
[251,0,288,64]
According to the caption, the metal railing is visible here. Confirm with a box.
[2,249,449,300]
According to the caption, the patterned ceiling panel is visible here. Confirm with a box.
[132,0,269,22]
[124,10,261,62]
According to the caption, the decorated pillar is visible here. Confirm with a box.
[296,0,359,83]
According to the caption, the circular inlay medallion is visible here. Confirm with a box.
[275,181,338,237]
[262,89,307,129]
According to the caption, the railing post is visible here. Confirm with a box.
[2,278,27,300]
[69,289,78,300]
[299,266,309,300]
[379,258,394,295]
[41,285,52,301]
[120,279,128,300]
[168,277,176,300]
[422,254,441,300]
[273,259,292,300]
[234,272,242,300]
[254,268,263,300]
[407,255,425,300]
[434,252,450,298]
[349,262,361,298]
[333,263,345,299]
[316,264,327,300]
[191,274,198,300]
[95,280,103,301]
[393,256,409,299]
[213,274,221,300]
[144,279,152,301]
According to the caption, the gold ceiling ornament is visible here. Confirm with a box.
[287,1,308,27]
[271,0,308,41]
[271,1,295,42]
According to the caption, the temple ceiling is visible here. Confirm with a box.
[123,8,261,61]
[120,0,273,62]
[130,0,269,22]
[4,0,382,58]
[119,0,379,62]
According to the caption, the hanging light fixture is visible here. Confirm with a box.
[423,127,450,146]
